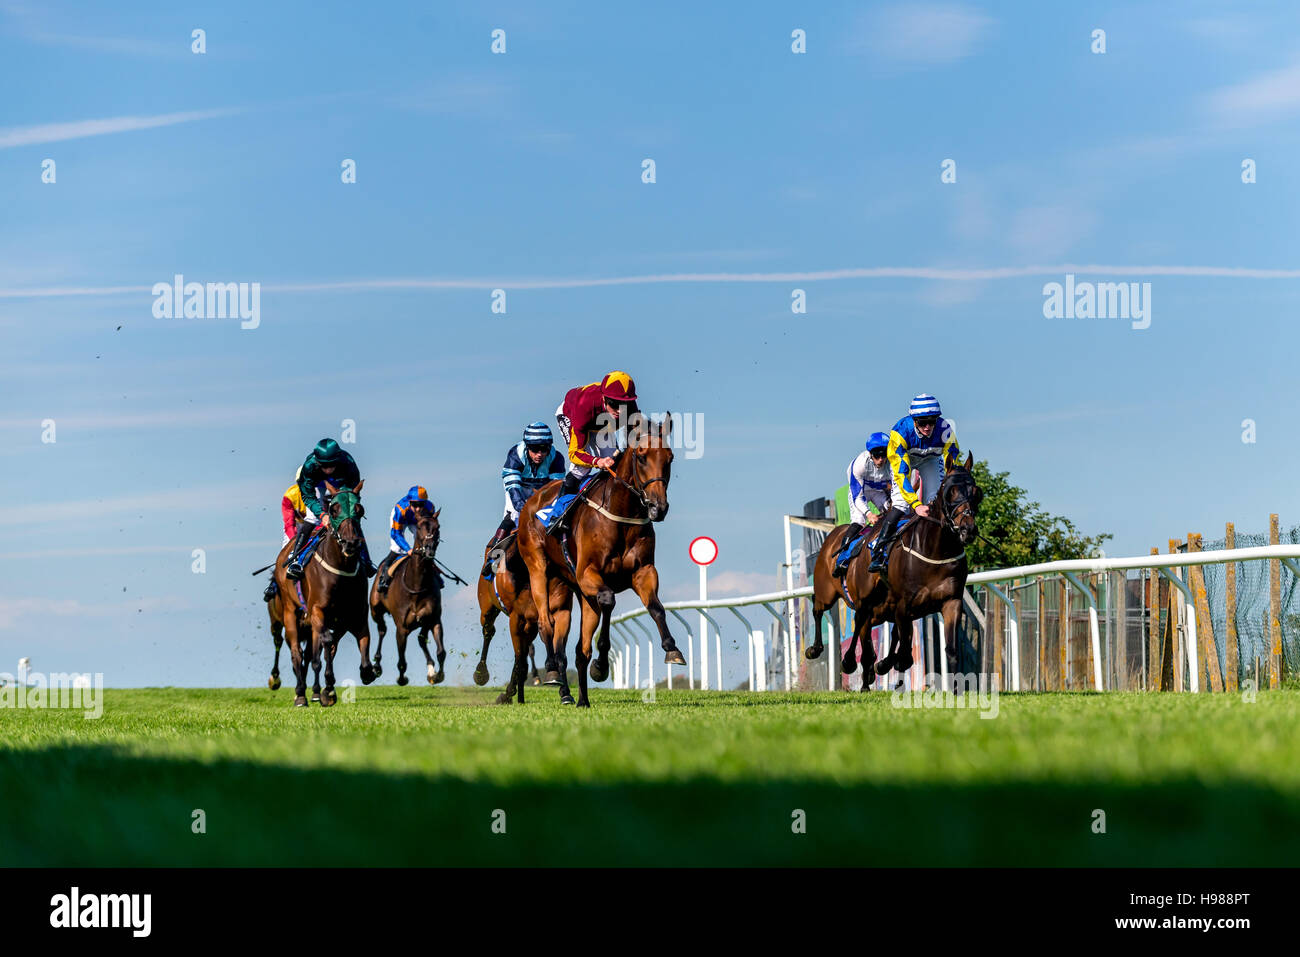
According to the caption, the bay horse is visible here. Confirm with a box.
[474,532,568,704]
[274,482,377,706]
[516,413,686,708]
[802,518,896,684]
[368,507,447,686]
[859,454,983,680]
[265,576,307,692]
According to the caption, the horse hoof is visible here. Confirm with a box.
[589,661,608,682]
[473,663,490,686]
[495,692,511,705]
[577,700,591,709]
[543,671,561,686]
[360,665,376,686]
[560,694,575,706]
[319,693,335,708]
[804,644,823,661]
[397,674,409,687]
[372,663,383,678]
[311,693,322,703]
[294,696,308,708]
[874,658,893,675]
[841,654,858,675]
[433,670,446,685]
[664,649,686,667]
[268,676,281,691]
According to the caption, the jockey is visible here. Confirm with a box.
[284,437,377,580]
[264,482,308,601]
[489,422,567,549]
[377,485,441,596]
[834,431,893,576]
[545,370,638,533]
[869,394,961,572]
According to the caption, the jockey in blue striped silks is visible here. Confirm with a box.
[869,393,961,572]
[489,422,567,549]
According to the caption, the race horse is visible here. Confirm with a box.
[802,516,896,682]
[273,482,378,706]
[474,533,569,704]
[368,507,448,686]
[805,454,983,683]
[516,414,686,708]
[265,574,305,692]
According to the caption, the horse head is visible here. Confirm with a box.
[414,506,441,561]
[938,452,982,546]
[327,482,366,560]
[623,412,675,522]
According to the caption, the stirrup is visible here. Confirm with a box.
[285,559,304,580]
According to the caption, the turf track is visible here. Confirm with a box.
[2,686,1298,866]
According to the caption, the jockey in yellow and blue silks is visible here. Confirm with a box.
[868,394,961,572]
[285,438,377,580]
[376,485,442,596]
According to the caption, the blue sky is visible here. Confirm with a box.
[3,1,1299,688]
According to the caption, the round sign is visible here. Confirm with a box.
[688,536,718,566]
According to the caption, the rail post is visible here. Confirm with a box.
[985,583,1021,692]
[1063,572,1103,691]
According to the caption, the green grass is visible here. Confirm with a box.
[3,685,1299,866]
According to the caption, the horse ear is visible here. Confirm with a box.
[354,478,365,495]
[964,452,973,471]
[433,507,441,520]
[662,411,673,438]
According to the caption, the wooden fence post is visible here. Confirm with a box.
[1269,513,1283,687]
[1187,533,1223,692]
[1225,523,1239,691]
[1168,539,1183,691]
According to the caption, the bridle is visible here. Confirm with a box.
[601,448,668,514]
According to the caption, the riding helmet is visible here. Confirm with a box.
[866,431,889,453]
[909,394,942,418]
[314,438,343,463]
[601,371,637,403]
[523,422,553,448]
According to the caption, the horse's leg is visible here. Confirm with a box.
[522,548,563,686]
[321,634,338,707]
[283,609,308,707]
[592,602,613,682]
[851,607,879,689]
[310,624,327,705]
[551,598,575,705]
[354,613,375,686]
[879,615,914,684]
[475,603,500,686]
[395,625,410,686]
[370,602,387,679]
[629,565,686,665]
[527,645,540,684]
[269,621,283,691]
[573,596,601,708]
[941,596,963,685]
[577,566,613,684]
[416,624,440,685]
[431,622,447,684]
[496,614,528,705]
[839,602,860,676]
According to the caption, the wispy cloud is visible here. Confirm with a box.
[0,107,241,150]
[1206,60,1300,123]
[4,263,1299,302]
[850,2,993,64]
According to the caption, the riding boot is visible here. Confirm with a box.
[546,472,583,536]
[359,539,377,578]
[262,578,278,602]
[376,554,394,595]
[284,522,315,580]
[834,523,864,577]
[868,509,905,572]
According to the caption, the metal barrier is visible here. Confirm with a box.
[607,544,1300,692]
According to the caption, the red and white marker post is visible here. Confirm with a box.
[689,536,718,691]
